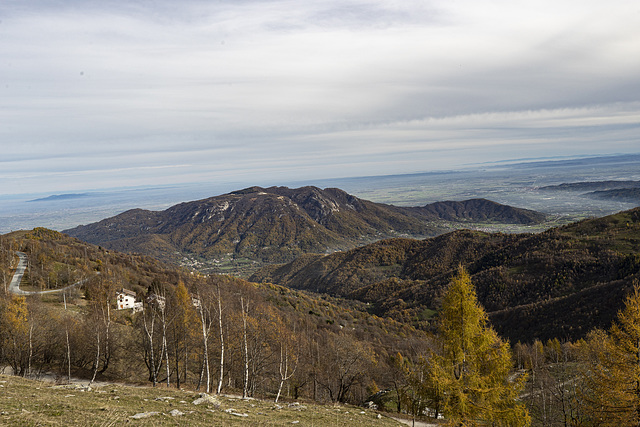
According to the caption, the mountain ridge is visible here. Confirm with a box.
[250,207,640,342]
[64,186,545,265]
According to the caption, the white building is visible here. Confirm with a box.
[116,288,142,312]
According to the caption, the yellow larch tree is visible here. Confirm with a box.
[431,266,530,426]
[580,284,640,425]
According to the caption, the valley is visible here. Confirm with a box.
[251,207,640,343]
[1,154,640,425]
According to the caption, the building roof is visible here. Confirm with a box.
[118,288,137,298]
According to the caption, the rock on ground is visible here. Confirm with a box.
[130,412,159,419]
[192,393,221,406]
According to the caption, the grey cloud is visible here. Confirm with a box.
[0,0,639,195]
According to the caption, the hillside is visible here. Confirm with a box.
[538,180,640,206]
[251,207,640,343]
[401,198,546,224]
[64,186,545,267]
[585,187,640,204]
[0,229,432,406]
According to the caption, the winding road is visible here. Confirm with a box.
[9,251,89,295]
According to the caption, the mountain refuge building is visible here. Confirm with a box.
[116,288,142,312]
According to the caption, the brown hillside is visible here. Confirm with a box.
[251,207,640,342]
[65,186,543,265]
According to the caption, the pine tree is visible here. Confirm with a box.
[581,284,640,425]
[431,266,530,426]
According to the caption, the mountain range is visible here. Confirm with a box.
[62,185,640,343]
[250,207,640,343]
[64,186,545,264]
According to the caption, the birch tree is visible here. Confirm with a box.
[240,295,250,398]
[86,277,116,385]
[215,281,225,394]
[273,314,299,403]
[195,286,213,393]
[141,304,160,386]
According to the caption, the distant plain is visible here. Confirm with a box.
[1,154,639,235]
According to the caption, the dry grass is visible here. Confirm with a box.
[0,374,401,426]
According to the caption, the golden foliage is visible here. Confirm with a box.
[580,284,640,425]
[431,266,530,426]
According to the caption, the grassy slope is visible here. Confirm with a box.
[0,374,400,426]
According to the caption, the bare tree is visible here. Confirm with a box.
[215,282,225,394]
[140,292,163,386]
[195,287,213,393]
[316,331,376,403]
[275,321,299,403]
[240,295,250,398]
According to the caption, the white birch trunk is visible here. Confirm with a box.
[89,331,100,386]
[143,307,158,386]
[197,295,211,393]
[217,285,224,395]
[27,324,33,378]
[241,296,249,399]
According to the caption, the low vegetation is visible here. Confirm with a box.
[0,374,396,426]
[0,230,432,408]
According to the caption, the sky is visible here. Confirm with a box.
[1,0,639,196]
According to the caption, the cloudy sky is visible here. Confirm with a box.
[1,0,639,195]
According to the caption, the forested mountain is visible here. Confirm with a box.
[0,228,431,404]
[399,198,546,224]
[251,207,640,343]
[5,211,640,425]
[64,186,545,265]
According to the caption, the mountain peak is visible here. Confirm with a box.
[64,186,545,266]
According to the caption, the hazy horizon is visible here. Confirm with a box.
[2,153,639,234]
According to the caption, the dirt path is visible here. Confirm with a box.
[8,251,91,295]
[389,416,440,426]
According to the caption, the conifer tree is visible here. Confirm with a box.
[431,266,530,426]
[581,284,640,425]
